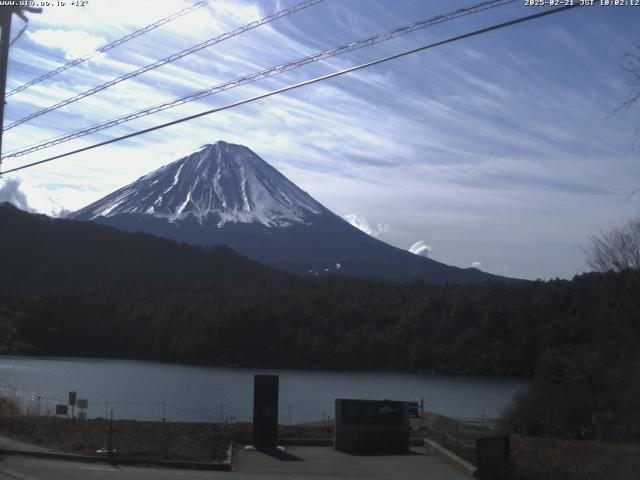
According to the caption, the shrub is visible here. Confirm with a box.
[0,395,21,416]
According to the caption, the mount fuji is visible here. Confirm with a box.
[70,141,508,284]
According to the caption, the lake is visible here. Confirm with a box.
[0,356,527,423]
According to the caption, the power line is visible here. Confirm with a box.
[2,0,516,158]
[0,4,581,176]
[3,0,324,131]
[5,0,215,98]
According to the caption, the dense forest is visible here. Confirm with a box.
[1,202,639,440]
[2,270,639,441]
[2,269,638,374]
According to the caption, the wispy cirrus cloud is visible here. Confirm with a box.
[3,0,638,280]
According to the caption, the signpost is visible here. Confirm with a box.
[68,391,77,418]
[78,399,88,419]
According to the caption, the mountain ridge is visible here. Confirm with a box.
[71,141,515,284]
[0,202,286,290]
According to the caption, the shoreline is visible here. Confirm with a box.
[0,353,532,380]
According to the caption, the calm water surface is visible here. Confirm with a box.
[0,356,527,423]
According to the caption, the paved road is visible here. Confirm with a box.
[0,446,469,480]
[236,445,469,479]
[0,456,225,480]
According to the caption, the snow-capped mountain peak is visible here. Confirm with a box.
[72,141,323,228]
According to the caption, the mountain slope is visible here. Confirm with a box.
[72,141,323,227]
[71,141,512,284]
[0,202,285,290]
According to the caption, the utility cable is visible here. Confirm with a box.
[5,0,215,98]
[9,22,27,47]
[0,4,580,175]
[2,0,516,157]
[3,0,324,131]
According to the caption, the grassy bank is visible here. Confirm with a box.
[0,416,334,462]
[0,416,232,462]
[510,436,640,480]
[413,413,640,479]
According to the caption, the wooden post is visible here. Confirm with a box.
[107,410,114,457]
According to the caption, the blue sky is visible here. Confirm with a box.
[1,0,639,280]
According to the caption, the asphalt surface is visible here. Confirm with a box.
[0,446,469,480]
[0,456,224,480]
[236,445,469,479]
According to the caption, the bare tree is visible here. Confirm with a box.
[618,43,640,146]
[586,216,640,272]
[621,44,640,105]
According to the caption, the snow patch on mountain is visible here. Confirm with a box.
[70,141,324,228]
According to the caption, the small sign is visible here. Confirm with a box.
[68,391,77,406]
[56,404,68,416]
[78,399,88,409]
[341,399,404,426]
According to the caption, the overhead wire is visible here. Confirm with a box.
[2,0,516,158]
[3,0,324,131]
[5,0,215,98]
[9,22,28,47]
[0,4,581,176]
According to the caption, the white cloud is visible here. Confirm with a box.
[0,178,34,212]
[343,214,390,238]
[408,240,432,257]
[471,261,482,268]
[27,29,106,60]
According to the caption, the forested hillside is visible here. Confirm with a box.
[3,270,638,379]
[0,202,286,289]
[3,202,638,440]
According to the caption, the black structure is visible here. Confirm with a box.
[476,435,510,480]
[334,398,409,454]
[252,374,279,449]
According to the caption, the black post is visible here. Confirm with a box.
[0,6,12,162]
[252,374,279,450]
[476,435,510,480]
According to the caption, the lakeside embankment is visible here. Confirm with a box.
[0,416,333,463]
[1,413,639,479]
